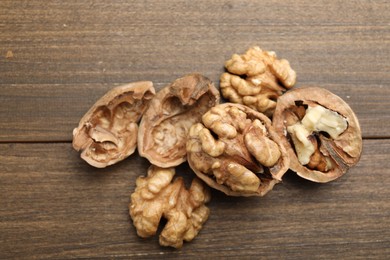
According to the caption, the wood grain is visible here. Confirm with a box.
[0,140,389,259]
[1,0,389,141]
[1,83,388,142]
[0,0,389,259]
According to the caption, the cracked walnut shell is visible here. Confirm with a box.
[138,73,220,168]
[272,87,362,183]
[129,165,210,249]
[72,82,155,168]
[187,103,289,197]
[220,46,296,117]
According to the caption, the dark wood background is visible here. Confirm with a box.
[1,1,389,259]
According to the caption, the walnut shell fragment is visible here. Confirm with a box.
[138,73,220,168]
[129,165,211,249]
[273,87,362,183]
[72,82,155,168]
[187,103,289,197]
[220,46,296,117]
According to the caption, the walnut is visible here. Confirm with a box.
[273,87,363,183]
[220,46,296,117]
[138,73,220,168]
[186,103,289,197]
[129,165,211,249]
[72,82,155,168]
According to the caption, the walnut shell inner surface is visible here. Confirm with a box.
[72,81,155,168]
[138,73,220,168]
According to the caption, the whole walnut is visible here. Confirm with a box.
[138,73,220,168]
[187,103,289,197]
[272,87,362,183]
[220,46,296,117]
[129,166,211,249]
[72,82,155,168]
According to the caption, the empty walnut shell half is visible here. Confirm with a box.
[138,73,220,168]
[187,103,289,197]
[72,82,156,168]
[273,87,362,183]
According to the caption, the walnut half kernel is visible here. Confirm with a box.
[72,82,155,168]
[220,46,296,117]
[129,166,211,249]
[187,103,289,197]
[273,87,362,183]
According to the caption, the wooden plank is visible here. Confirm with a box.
[0,2,389,260]
[1,0,389,141]
[0,140,389,259]
[1,0,388,85]
[0,83,388,142]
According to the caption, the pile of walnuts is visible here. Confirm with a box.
[73,46,362,248]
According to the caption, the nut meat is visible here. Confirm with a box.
[72,82,155,168]
[273,87,362,182]
[187,103,289,196]
[220,46,296,117]
[138,74,220,168]
[129,166,211,248]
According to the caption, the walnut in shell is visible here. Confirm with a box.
[72,82,155,168]
[129,165,211,249]
[220,46,296,117]
[272,87,362,183]
[138,73,220,168]
[187,103,289,197]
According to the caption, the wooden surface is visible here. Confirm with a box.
[1,1,389,259]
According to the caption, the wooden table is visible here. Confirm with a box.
[1,1,389,259]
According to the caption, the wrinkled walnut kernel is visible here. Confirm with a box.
[273,87,362,183]
[72,82,155,168]
[220,46,296,117]
[129,166,210,249]
[187,103,289,197]
[138,73,220,168]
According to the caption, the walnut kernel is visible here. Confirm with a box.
[129,166,210,248]
[187,103,289,196]
[287,104,348,166]
[220,46,296,117]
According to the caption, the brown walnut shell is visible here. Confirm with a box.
[187,103,290,197]
[272,87,362,183]
[138,73,220,168]
[72,82,155,168]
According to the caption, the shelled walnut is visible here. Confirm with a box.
[187,103,289,197]
[138,73,220,168]
[273,87,362,183]
[220,46,296,117]
[129,166,211,249]
[72,82,155,168]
